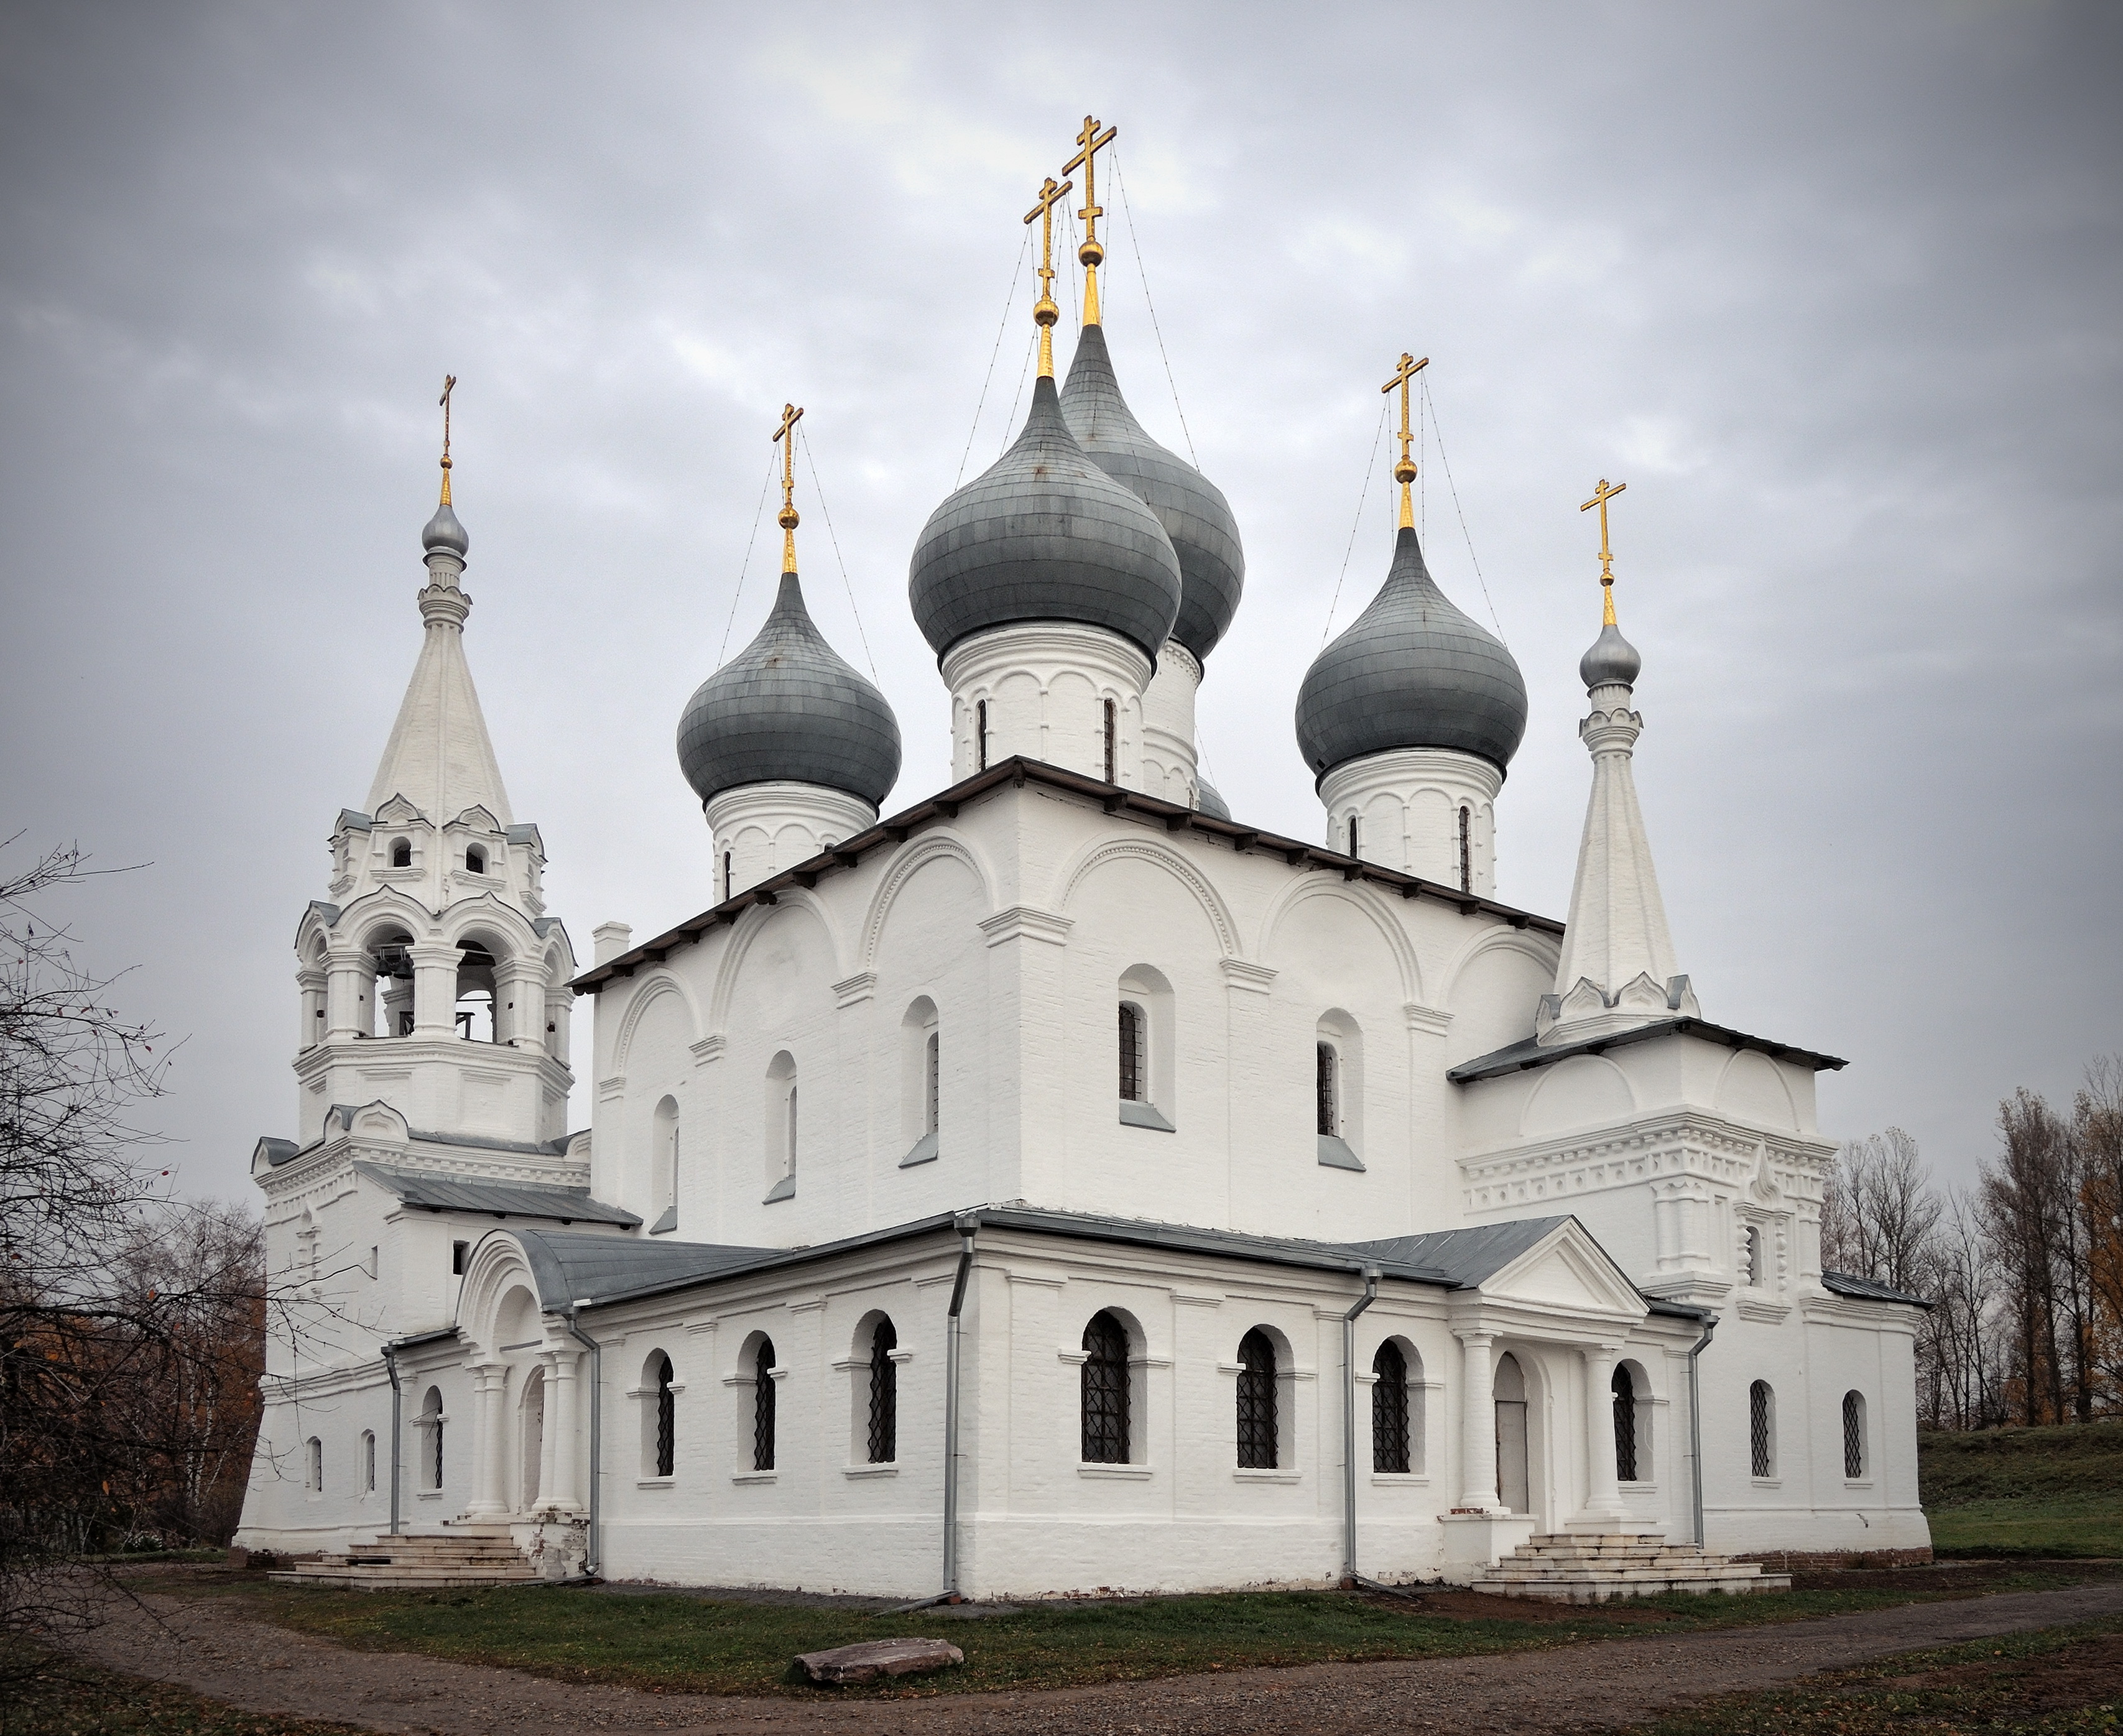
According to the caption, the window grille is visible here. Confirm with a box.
[1118,1004,1144,1101]
[1316,1044,1338,1137]
[1236,1329,1279,1469]
[1749,1380,1773,1477]
[1612,1365,1638,1481]
[753,1338,777,1471]
[1103,699,1117,783]
[722,850,732,902]
[925,1031,940,1135]
[430,1419,443,1489]
[1347,815,1359,858]
[1842,1391,1864,1478]
[1458,806,1471,892]
[867,1319,898,1464]
[1372,1341,1410,1472]
[976,699,989,772]
[654,1354,675,1478]
[1081,1311,1131,1464]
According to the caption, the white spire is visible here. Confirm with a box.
[1539,620,1700,1045]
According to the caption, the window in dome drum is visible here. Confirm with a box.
[1458,806,1471,892]
[976,699,988,772]
[1103,699,1116,783]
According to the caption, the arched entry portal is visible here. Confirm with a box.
[1494,1352,1530,1515]
[519,1365,546,1512]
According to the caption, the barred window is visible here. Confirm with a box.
[1842,1390,1865,1479]
[1749,1380,1774,1478]
[925,1031,940,1137]
[976,699,989,772]
[654,1353,675,1478]
[1118,1004,1144,1102]
[1372,1341,1410,1472]
[1103,698,1117,783]
[1081,1311,1131,1464]
[1237,1329,1279,1469]
[867,1319,897,1464]
[752,1337,777,1471]
[1458,805,1471,892]
[1612,1364,1639,1482]
[1316,1044,1338,1137]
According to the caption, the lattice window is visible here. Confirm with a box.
[1372,1341,1410,1472]
[1237,1329,1279,1469]
[1081,1311,1131,1464]
[1316,1044,1337,1137]
[752,1337,777,1471]
[867,1319,898,1464]
[1103,699,1117,783]
[1842,1391,1865,1478]
[1458,805,1471,892]
[1749,1380,1774,1477]
[1118,1004,1144,1101]
[1612,1365,1639,1482]
[976,699,989,772]
[654,1354,675,1479]
[925,1031,940,1136]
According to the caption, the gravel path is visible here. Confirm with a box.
[62,1579,2123,1735]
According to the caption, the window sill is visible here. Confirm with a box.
[762,1175,795,1204]
[899,1131,938,1168]
[1078,1462,1153,1480]
[415,1490,443,1501]
[1118,1099,1175,1132]
[1316,1134,1365,1171]
[647,1206,678,1235]
[1620,1481,1657,1494]
[1843,1479,1874,1490]
[1233,1469,1301,1484]
[636,1477,674,1490]
[1369,1472,1429,1485]
[731,1471,778,1485]
[843,1464,899,1479]
[1752,1477,1782,1488]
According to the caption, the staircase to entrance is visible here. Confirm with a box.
[1471,1533,1793,1602]
[270,1526,539,1590]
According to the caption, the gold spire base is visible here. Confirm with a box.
[1398,482,1413,530]
[1602,573,1617,626]
[1037,323,1055,379]
[1083,263,1101,327]
[439,461,451,507]
[782,529,798,576]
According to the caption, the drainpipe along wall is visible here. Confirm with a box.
[1340,1267,1380,1583]
[564,1308,603,1577]
[1686,1313,1717,1547]
[941,1212,978,1599]
[382,1342,402,1537]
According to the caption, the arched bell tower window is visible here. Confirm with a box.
[465,845,486,875]
[391,838,412,869]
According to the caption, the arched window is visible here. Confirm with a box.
[976,698,989,772]
[1457,806,1471,892]
[1236,1329,1279,1469]
[1842,1390,1866,1478]
[420,1385,445,1489]
[305,1436,323,1493]
[361,1429,376,1494]
[1316,1043,1339,1137]
[1612,1364,1639,1482]
[925,1031,940,1132]
[721,850,733,903]
[466,845,487,875]
[1103,698,1117,783]
[1118,1003,1145,1102]
[391,838,412,868]
[653,1352,676,1478]
[765,1053,797,1199]
[1741,1224,1763,1287]
[1372,1340,1410,1472]
[1081,1311,1131,1464]
[1749,1380,1775,1478]
[651,1097,680,1233]
[1347,815,1359,859]
[752,1337,777,1471]
[866,1319,897,1464]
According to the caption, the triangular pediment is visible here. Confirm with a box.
[1477,1219,1648,1321]
[374,794,427,825]
[449,805,502,833]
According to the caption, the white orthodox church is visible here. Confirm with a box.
[236,150,1929,1600]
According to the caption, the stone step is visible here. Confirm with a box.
[271,1568,539,1591]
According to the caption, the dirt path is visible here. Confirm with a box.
[63,1580,2123,1736]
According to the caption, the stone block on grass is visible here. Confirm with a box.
[795,1638,965,1684]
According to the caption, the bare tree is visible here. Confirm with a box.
[2078,1055,2123,1415]
[1823,1127,1943,1291]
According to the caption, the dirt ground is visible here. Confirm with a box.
[57,1576,2123,1735]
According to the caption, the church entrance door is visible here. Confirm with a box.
[519,1367,545,1512]
[1494,1352,1530,1515]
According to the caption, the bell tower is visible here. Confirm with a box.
[293,384,576,1154]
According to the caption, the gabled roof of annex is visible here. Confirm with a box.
[571,755,1565,994]
[1446,1017,1848,1083]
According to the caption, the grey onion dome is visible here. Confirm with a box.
[1579,619,1642,688]
[677,571,902,810]
[909,374,1183,664]
[1194,778,1232,821]
[1295,526,1529,784]
[422,497,469,558]
[1060,323,1244,662]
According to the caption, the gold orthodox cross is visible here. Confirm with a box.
[1381,352,1428,529]
[437,374,457,504]
[1064,115,1117,326]
[773,402,805,573]
[1580,477,1627,622]
[1024,175,1073,377]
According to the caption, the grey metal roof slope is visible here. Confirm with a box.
[1448,1017,1848,1083]
[1060,323,1244,662]
[1347,1217,1573,1287]
[1295,526,1529,783]
[353,1163,641,1227]
[512,1228,780,1310]
[677,571,902,810]
[909,374,1183,664]
[1194,778,1231,821]
[1822,1269,1931,1308]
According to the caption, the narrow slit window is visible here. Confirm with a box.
[976,699,989,772]
[1103,698,1117,783]
[1347,815,1359,859]
[1118,1004,1144,1102]
[1458,806,1471,892]
[753,1339,777,1471]
[1749,1381,1774,1478]
[1236,1329,1278,1469]
[722,850,732,903]
[1842,1391,1865,1478]
[867,1319,897,1464]
[1612,1365,1639,1482]
[1316,1043,1338,1137]
[925,1030,940,1136]
[654,1352,675,1478]
[1372,1341,1410,1472]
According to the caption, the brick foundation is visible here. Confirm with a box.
[1733,1548,1934,1571]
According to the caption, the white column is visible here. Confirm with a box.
[1456,1330,1500,1511]
[545,1349,581,1512]
[324,947,369,1041]
[410,942,463,1038]
[1581,1341,1624,1524]
[466,1362,509,1517]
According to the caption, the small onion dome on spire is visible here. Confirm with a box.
[422,497,468,558]
[1579,620,1642,688]
[1060,323,1243,662]
[909,375,1183,663]
[1295,526,1528,784]
[677,572,902,810]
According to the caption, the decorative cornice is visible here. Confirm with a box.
[833,972,879,1009]
[979,906,1075,948]
[1404,1002,1452,1036]
[1219,959,1277,995]
[1459,1111,1834,1214]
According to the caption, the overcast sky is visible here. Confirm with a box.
[4,1,2117,1209]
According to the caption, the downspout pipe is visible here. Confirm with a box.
[1686,1312,1718,1548]
[941,1212,979,1600]
[381,1341,403,1538]
[1340,1267,1380,1585]
[563,1307,603,1579]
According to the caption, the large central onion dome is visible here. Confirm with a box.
[909,374,1183,663]
[1060,324,1243,662]
[1295,527,1528,783]
[677,572,902,809]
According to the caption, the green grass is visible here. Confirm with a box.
[1922,1421,2123,1557]
[1621,1611,2123,1735]
[0,1650,364,1736]
[160,1565,2121,1699]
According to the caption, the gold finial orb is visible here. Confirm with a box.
[778,504,800,532]
[1393,457,1417,486]
[1078,238,1104,269]
[1034,297,1060,328]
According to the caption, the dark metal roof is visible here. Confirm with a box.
[354,1163,641,1227]
[677,571,902,810]
[1295,526,1529,782]
[1194,778,1231,821]
[1448,1017,1848,1083]
[1060,323,1243,662]
[572,756,1563,994]
[909,374,1183,665]
[1822,1269,1931,1308]
[1346,1216,1574,1287]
